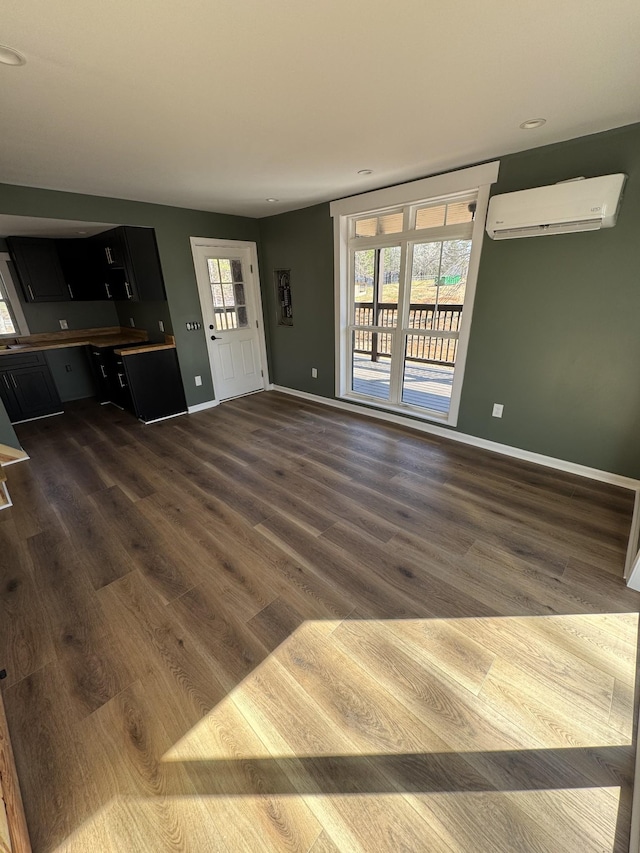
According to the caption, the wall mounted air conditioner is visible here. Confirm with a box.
[485,174,626,240]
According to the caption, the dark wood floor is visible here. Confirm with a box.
[1,391,639,852]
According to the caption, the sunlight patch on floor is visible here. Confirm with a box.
[54,613,636,852]
[165,613,637,763]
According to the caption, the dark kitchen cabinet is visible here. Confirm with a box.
[6,237,70,303]
[88,346,132,407]
[88,347,112,403]
[122,348,186,423]
[0,352,62,423]
[92,226,166,302]
[56,238,103,301]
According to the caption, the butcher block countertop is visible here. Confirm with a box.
[114,340,176,356]
[0,326,149,356]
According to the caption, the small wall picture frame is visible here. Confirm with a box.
[274,268,293,326]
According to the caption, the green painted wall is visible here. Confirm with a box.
[20,299,119,334]
[0,399,21,450]
[258,123,640,479]
[0,184,259,406]
[258,204,335,398]
[114,300,173,343]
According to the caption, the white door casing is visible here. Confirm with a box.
[190,238,268,402]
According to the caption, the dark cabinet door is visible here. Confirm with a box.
[109,354,134,410]
[91,227,166,302]
[6,237,70,302]
[123,349,186,423]
[88,348,112,403]
[92,230,135,301]
[56,238,103,301]
[121,227,166,301]
[10,365,62,420]
[0,353,62,423]
[0,374,20,422]
[95,229,126,269]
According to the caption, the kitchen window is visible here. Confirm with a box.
[331,162,499,426]
[0,254,28,337]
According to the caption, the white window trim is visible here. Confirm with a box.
[0,252,29,337]
[330,161,499,427]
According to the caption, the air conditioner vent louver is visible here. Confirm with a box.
[486,174,626,240]
[491,219,603,240]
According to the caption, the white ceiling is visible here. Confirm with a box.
[2,0,639,218]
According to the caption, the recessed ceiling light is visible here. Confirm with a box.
[265,198,279,203]
[519,118,546,130]
[357,169,373,175]
[0,45,26,66]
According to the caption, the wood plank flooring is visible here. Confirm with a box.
[1,391,639,852]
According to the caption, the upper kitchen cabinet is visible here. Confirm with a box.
[56,237,104,301]
[6,237,70,302]
[93,226,166,302]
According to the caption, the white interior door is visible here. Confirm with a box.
[191,240,266,401]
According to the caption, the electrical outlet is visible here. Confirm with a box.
[59,319,68,330]
[158,320,165,333]
[195,375,202,387]
[129,318,135,327]
[492,403,504,418]
[311,367,318,378]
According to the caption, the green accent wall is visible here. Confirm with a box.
[0,184,258,406]
[258,204,335,398]
[114,300,173,343]
[21,299,119,334]
[258,123,640,479]
[0,399,21,450]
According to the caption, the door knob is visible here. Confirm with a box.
[210,335,218,340]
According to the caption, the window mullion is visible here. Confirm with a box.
[388,236,410,405]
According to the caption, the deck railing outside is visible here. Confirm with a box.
[354,302,462,365]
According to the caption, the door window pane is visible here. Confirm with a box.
[379,246,400,322]
[410,240,471,330]
[354,249,374,312]
[352,331,392,401]
[415,200,474,229]
[353,247,401,328]
[208,256,247,330]
[354,211,403,238]
[415,204,446,230]
[231,259,243,282]
[402,335,455,414]
[234,282,246,307]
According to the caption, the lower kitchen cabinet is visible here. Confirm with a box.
[121,348,187,423]
[88,347,112,404]
[88,345,186,423]
[0,352,63,423]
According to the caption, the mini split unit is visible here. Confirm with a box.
[485,173,626,239]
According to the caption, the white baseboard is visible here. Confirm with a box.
[0,481,12,510]
[625,490,640,580]
[1,453,29,466]
[271,385,640,491]
[187,400,219,414]
[141,410,189,425]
